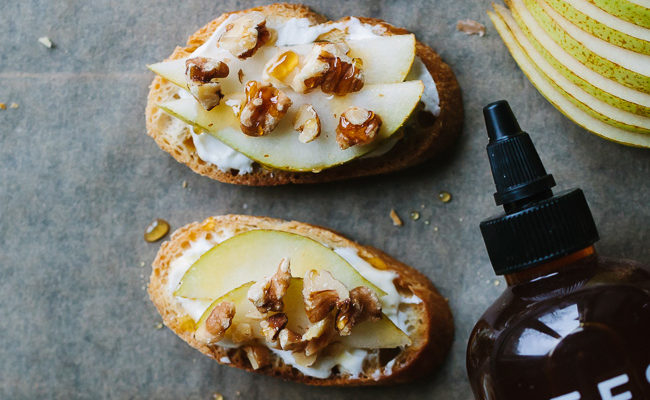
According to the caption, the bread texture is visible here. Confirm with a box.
[145,3,463,185]
[148,215,454,385]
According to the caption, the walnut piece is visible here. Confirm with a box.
[230,322,254,344]
[278,328,304,351]
[335,286,382,336]
[456,19,486,37]
[260,313,288,342]
[243,345,271,370]
[185,57,230,111]
[218,12,271,59]
[336,107,382,149]
[293,104,321,143]
[194,301,235,344]
[291,42,364,95]
[303,270,349,323]
[247,258,291,312]
[239,81,292,136]
[304,318,336,357]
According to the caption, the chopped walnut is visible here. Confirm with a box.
[218,12,271,59]
[389,209,403,226]
[335,286,382,336]
[185,57,230,111]
[243,345,271,370]
[260,313,288,342]
[303,270,349,323]
[336,107,382,149]
[230,322,254,344]
[278,328,304,351]
[194,301,235,344]
[239,81,292,136]
[456,19,486,37]
[291,42,364,95]
[293,104,321,143]
[247,258,291,312]
[304,318,336,357]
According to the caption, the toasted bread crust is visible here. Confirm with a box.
[145,3,463,185]
[148,215,453,385]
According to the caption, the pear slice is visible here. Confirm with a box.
[508,0,650,93]
[148,34,416,91]
[159,80,423,172]
[544,0,650,55]
[505,0,650,117]
[175,229,385,301]
[489,6,650,147]
[197,278,411,349]
[588,0,650,29]
[500,3,650,133]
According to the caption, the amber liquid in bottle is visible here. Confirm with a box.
[467,247,650,400]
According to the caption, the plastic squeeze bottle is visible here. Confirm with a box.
[466,101,650,400]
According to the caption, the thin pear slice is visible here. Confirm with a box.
[508,0,650,93]
[544,0,650,54]
[505,0,650,117]
[148,34,416,91]
[589,0,650,29]
[197,278,410,349]
[501,4,650,133]
[175,230,385,301]
[159,80,423,172]
[489,6,650,147]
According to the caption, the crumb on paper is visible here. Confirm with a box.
[155,322,163,329]
[409,211,420,221]
[213,393,224,400]
[0,103,5,110]
[9,103,19,109]
[140,261,145,267]
[494,280,501,287]
[459,217,464,222]
[457,19,486,37]
[182,180,187,188]
[389,209,403,226]
[38,36,53,48]
[434,226,439,232]
[424,220,430,225]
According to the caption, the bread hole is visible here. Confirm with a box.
[180,241,190,250]
[173,93,181,99]
[182,137,196,152]
[205,233,213,241]
[378,348,401,367]
[228,169,240,176]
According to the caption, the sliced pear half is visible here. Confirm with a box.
[197,278,411,349]
[589,0,650,29]
[501,4,650,133]
[544,0,650,54]
[505,0,650,117]
[490,5,650,147]
[159,80,423,172]
[508,0,650,93]
[175,229,386,301]
[148,34,416,91]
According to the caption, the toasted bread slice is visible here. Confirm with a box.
[148,215,453,385]
[145,3,463,185]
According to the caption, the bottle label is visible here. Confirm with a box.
[550,364,650,400]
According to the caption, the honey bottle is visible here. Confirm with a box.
[467,100,650,400]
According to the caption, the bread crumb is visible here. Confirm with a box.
[9,103,19,109]
[494,280,500,286]
[213,393,224,400]
[0,103,5,110]
[409,211,420,221]
[424,220,430,225]
[38,36,54,48]
[457,19,486,37]
[155,322,163,329]
[140,261,145,267]
[389,209,403,226]
[434,226,439,232]
[182,180,188,188]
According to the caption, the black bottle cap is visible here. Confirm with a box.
[480,101,599,275]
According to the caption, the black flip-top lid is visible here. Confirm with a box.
[480,101,599,275]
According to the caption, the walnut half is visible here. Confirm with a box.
[336,107,382,149]
[291,43,364,95]
[247,258,292,313]
[185,57,230,111]
[218,12,271,59]
[335,286,382,336]
[239,81,292,136]
[194,301,235,344]
[302,269,349,323]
